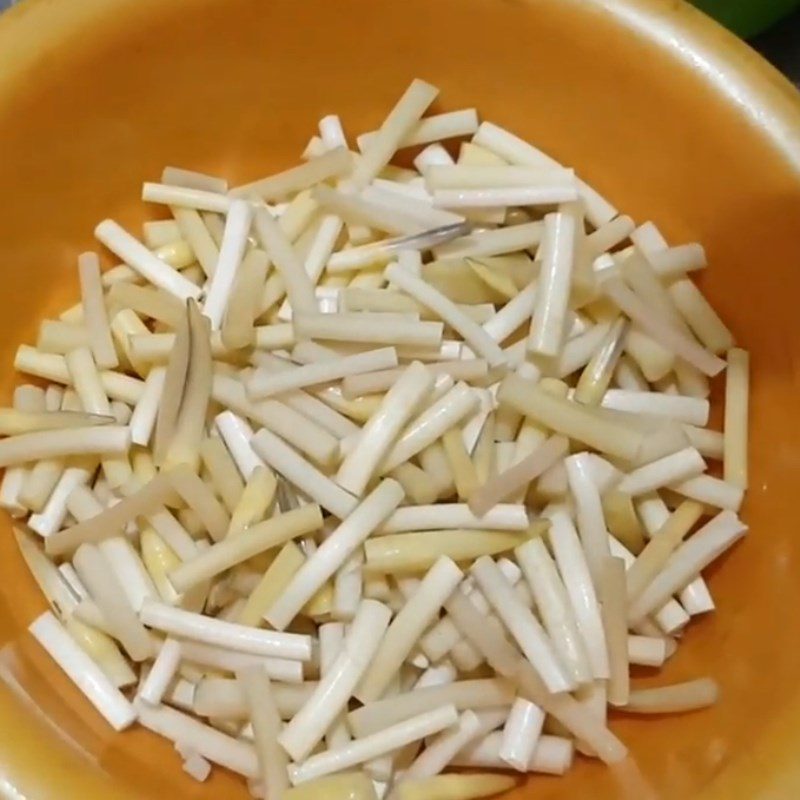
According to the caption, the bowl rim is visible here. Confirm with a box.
[0,0,798,798]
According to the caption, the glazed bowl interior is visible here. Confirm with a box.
[0,0,798,798]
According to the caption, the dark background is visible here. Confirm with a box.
[751,7,800,85]
[0,1,797,83]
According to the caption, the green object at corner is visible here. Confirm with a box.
[692,0,800,38]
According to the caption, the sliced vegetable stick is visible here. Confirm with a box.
[358,109,479,151]
[199,436,245,513]
[73,543,152,661]
[231,146,353,200]
[251,427,357,519]
[515,537,592,687]
[471,556,571,693]
[236,542,304,627]
[468,435,569,516]
[237,666,290,800]
[528,212,575,356]
[364,528,536,574]
[213,375,340,468]
[498,374,643,460]
[99,535,158,613]
[164,301,213,469]
[294,312,443,348]
[417,440,456,497]
[647,243,706,279]
[443,588,627,763]
[452,733,574,775]
[624,327,675,382]
[248,347,398,399]
[683,424,724,460]
[564,453,612,587]
[629,511,747,623]
[0,409,112,436]
[95,220,201,301]
[574,317,628,405]
[382,503,528,533]
[342,359,487,399]
[253,204,317,316]
[425,163,573,190]
[619,447,706,497]
[337,362,433,495]
[140,599,310,661]
[315,622,352,749]
[668,474,744,511]
[0,388,46,516]
[37,320,90,354]
[78,252,118,369]
[168,466,230,541]
[172,207,220,277]
[29,611,136,730]
[546,511,609,680]
[441,427,480,500]
[600,389,710,426]
[284,773,378,800]
[385,264,506,367]
[433,183,576,208]
[668,279,734,354]
[724,348,749,489]
[268,480,402,630]
[143,218,182,247]
[138,638,182,706]
[108,282,185,327]
[220,248,270,350]
[178,640,302,684]
[228,465,277,537]
[289,705,458,786]
[380,382,478,473]
[349,679,514,738]
[314,185,426,235]
[602,490,646,555]
[280,600,392,760]
[64,615,137,689]
[395,773,517,800]
[583,215,635,258]
[606,534,690,636]
[626,500,705,601]
[473,122,616,228]
[357,558,462,703]
[602,277,725,376]
[348,79,438,189]
[136,701,258,778]
[362,184,463,229]
[140,526,182,603]
[404,709,483,780]
[499,698,545,773]
[627,635,671,667]
[169,505,322,592]
[624,678,719,714]
[45,469,177,555]
[142,182,231,212]
[28,459,96,537]
[600,557,629,707]
[0,425,128,469]
[326,222,471,273]
[194,677,314,720]
[203,199,254,328]
[214,411,269,481]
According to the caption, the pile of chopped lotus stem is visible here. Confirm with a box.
[6,79,750,800]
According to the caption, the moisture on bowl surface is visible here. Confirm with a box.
[0,2,798,800]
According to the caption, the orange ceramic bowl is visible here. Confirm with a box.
[0,0,798,798]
